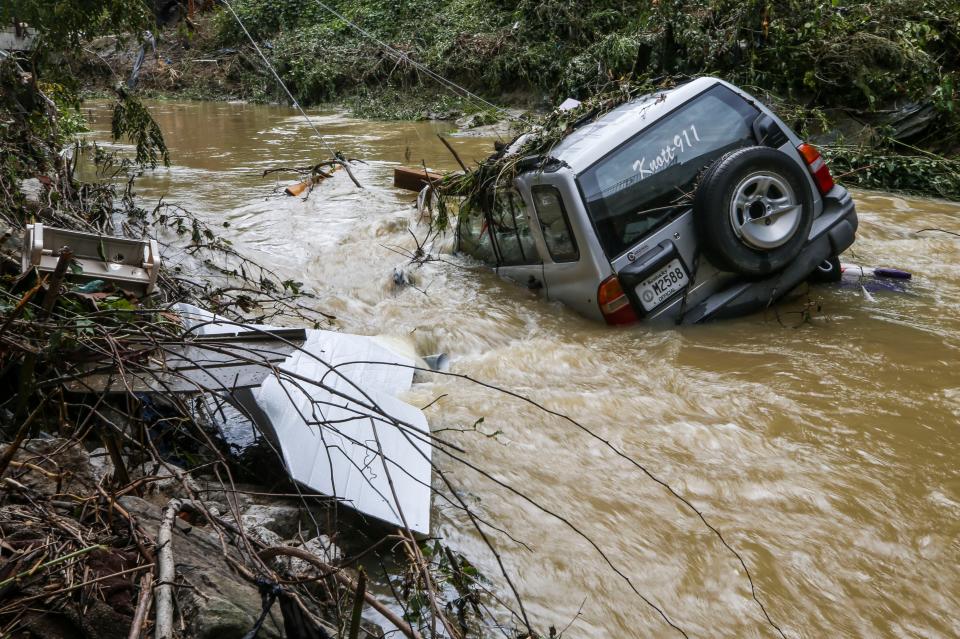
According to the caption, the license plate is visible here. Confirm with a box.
[635,258,688,311]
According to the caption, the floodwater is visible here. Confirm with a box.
[82,100,959,638]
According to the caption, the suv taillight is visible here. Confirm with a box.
[797,143,835,196]
[598,276,638,325]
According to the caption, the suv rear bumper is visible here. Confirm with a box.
[682,186,858,323]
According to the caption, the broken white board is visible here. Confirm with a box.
[176,304,432,534]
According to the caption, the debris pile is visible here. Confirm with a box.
[0,54,520,639]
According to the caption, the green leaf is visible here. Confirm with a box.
[104,297,136,312]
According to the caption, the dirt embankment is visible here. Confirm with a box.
[77,17,257,103]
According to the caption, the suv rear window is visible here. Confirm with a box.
[578,84,759,258]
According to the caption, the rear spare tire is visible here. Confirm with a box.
[694,146,814,277]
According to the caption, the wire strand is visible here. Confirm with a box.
[220,0,337,157]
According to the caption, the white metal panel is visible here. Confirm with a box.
[174,303,433,534]
[252,329,431,533]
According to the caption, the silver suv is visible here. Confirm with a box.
[456,77,858,324]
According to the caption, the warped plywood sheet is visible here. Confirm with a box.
[177,304,432,534]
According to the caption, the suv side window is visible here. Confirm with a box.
[489,186,539,266]
[532,186,579,262]
[578,84,759,258]
[457,199,497,266]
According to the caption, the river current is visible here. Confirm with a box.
[83,100,959,638]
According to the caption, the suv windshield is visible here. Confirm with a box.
[578,84,759,258]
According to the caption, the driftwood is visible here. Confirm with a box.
[263,156,363,193]
[127,573,154,639]
[437,134,468,172]
[154,498,183,639]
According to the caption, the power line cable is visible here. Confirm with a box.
[220,0,338,158]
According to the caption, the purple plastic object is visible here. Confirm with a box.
[872,267,912,280]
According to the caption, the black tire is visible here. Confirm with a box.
[694,146,814,277]
[808,256,843,283]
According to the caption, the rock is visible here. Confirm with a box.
[200,499,230,518]
[65,599,130,639]
[456,111,500,129]
[86,446,200,503]
[304,534,342,563]
[241,503,303,538]
[392,266,411,288]
[246,522,284,548]
[88,447,114,484]
[274,535,344,577]
[132,459,201,501]
[295,535,343,572]
[119,495,287,639]
[2,440,340,639]
[189,594,265,639]
[194,481,254,513]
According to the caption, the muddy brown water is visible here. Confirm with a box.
[81,100,959,638]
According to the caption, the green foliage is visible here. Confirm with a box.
[39,82,90,144]
[822,144,960,199]
[211,0,960,199]
[1,0,170,209]
[270,24,372,104]
[214,0,329,43]
[0,59,61,214]
[217,0,960,126]
[0,0,153,50]
[396,540,490,635]
[1,0,172,232]
[347,87,470,120]
[111,90,170,169]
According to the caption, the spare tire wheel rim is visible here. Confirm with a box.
[728,171,802,250]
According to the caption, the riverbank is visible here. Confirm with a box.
[70,1,960,200]
[5,2,960,636]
